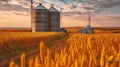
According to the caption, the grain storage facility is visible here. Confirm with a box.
[32,3,49,32]
[80,25,94,34]
[31,1,61,32]
[49,4,60,32]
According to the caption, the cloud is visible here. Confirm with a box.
[0,0,30,16]
[0,3,29,12]
[55,0,98,15]
[62,12,82,16]
[58,0,120,15]
[1,0,120,14]
[0,0,10,2]
[97,0,120,8]
[107,15,120,20]
[15,0,30,7]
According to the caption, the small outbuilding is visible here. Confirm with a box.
[79,25,94,34]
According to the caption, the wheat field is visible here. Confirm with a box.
[0,32,66,67]
[10,34,120,67]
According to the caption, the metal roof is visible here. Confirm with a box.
[36,3,47,10]
[49,4,59,12]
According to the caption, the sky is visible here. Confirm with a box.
[0,0,120,27]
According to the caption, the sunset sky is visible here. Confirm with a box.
[0,0,120,27]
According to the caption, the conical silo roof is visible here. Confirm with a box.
[36,3,47,9]
[49,4,59,12]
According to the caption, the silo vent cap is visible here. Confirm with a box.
[51,4,54,7]
[35,3,47,9]
[39,3,42,5]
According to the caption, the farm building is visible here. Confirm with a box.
[49,4,60,32]
[32,3,60,32]
[32,3,49,32]
[80,25,94,34]
[79,15,94,34]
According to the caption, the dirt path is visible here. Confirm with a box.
[51,36,69,52]
[0,48,40,67]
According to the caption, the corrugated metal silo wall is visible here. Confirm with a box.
[49,12,60,32]
[33,9,49,32]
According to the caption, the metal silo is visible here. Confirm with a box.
[49,5,60,32]
[32,3,49,32]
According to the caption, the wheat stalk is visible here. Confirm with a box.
[39,41,46,64]
[9,60,16,67]
[21,53,25,67]
[29,58,34,67]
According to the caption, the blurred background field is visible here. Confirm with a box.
[0,27,120,33]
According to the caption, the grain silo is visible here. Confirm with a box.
[32,3,49,32]
[49,4,60,32]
